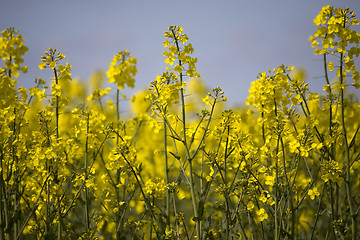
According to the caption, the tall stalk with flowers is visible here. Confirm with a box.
[309,6,360,239]
[38,48,72,239]
[0,27,28,240]
[149,26,227,239]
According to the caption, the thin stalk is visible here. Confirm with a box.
[339,50,356,239]
[45,161,50,238]
[261,110,270,168]
[57,199,61,240]
[274,136,280,240]
[273,97,280,240]
[51,66,62,240]
[224,125,230,240]
[171,28,201,240]
[200,145,204,201]
[310,182,326,240]
[115,85,121,240]
[171,191,182,240]
[280,137,294,239]
[187,161,200,238]
[233,189,248,240]
[12,113,19,240]
[247,211,255,240]
[329,182,337,239]
[7,54,19,240]
[116,88,120,145]
[323,53,338,227]
[323,54,334,142]
[335,184,339,223]
[0,152,9,240]
[9,78,19,240]
[84,113,90,232]
[224,125,229,185]
[149,199,154,240]
[163,119,171,230]
[54,68,59,140]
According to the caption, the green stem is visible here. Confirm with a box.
[84,113,90,232]
[310,182,326,240]
[116,88,120,145]
[53,66,61,240]
[339,51,357,239]
[280,137,294,239]
[163,118,170,230]
[0,151,9,240]
[273,97,280,240]
[329,182,336,239]
[275,136,280,240]
[171,28,201,240]
[54,68,59,140]
[115,87,121,240]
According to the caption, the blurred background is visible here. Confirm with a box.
[1,0,360,110]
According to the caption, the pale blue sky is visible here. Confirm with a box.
[1,0,360,109]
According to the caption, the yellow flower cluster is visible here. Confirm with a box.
[163,25,200,77]
[246,66,293,118]
[143,177,167,199]
[321,159,344,186]
[0,27,28,77]
[106,50,137,89]
[310,5,360,87]
[149,71,181,111]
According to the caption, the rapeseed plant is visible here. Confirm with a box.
[0,5,359,240]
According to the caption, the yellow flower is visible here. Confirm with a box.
[311,40,319,47]
[264,174,275,186]
[247,201,254,211]
[308,186,320,200]
[259,194,267,203]
[49,61,56,69]
[0,27,28,77]
[328,61,334,71]
[256,208,268,221]
[163,40,170,48]
[107,50,137,89]
[202,95,210,105]
[143,177,167,199]
[106,99,115,109]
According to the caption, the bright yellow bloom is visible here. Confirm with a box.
[107,50,137,89]
[0,27,29,78]
[256,208,268,221]
[144,177,167,199]
[308,186,320,200]
[264,173,275,186]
